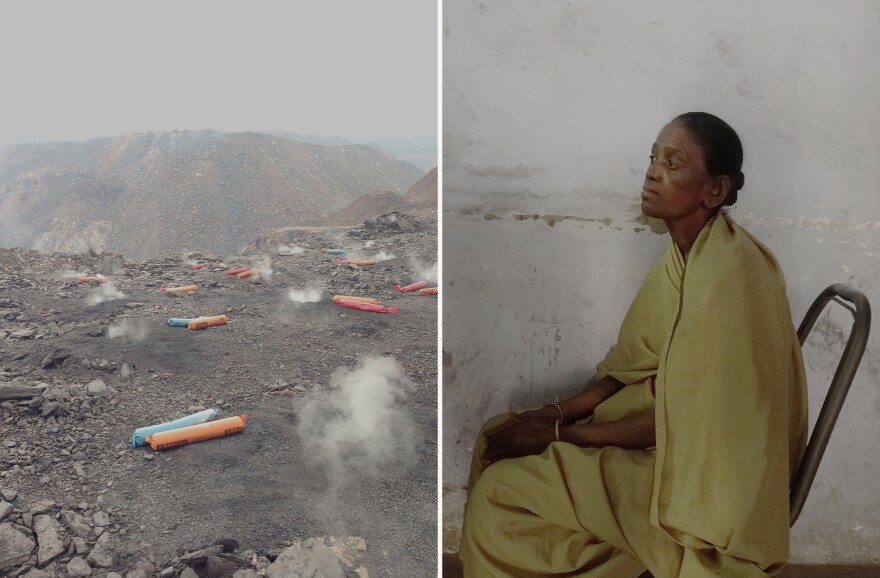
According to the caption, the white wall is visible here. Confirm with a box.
[442,0,880,563]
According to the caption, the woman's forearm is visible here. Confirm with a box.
[556,375,626,424]
[559,409,655,449]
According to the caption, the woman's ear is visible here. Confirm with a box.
[704,175,731,210]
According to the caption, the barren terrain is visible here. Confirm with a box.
[0,215,437,577]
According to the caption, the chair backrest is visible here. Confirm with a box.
[789,284,871,526]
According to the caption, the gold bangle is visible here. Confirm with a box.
[554,419,560,441]
[551,402,564,423]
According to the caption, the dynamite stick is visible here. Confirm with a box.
[187,315,228,330]
[418,287,439,296]
[167,317,204,327]
[131,408,219,447]
[324,249,347,255]
[76,276,107,284]
[145,415,247,451]
[237,270,255,279]
[335,299,397,314]
[332,295,380,304]
[332,260,378,266]
[192,264,208,271]
[160,285,199,294]
[395,281,428,293]
[226,268,250,275]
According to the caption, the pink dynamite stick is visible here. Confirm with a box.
[160,284,199,293]
[192,264,208,271]
[335,299,397,314]
[395,281,428,293]
[226,268,249,275]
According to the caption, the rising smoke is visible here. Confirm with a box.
[257,256,273,279]
[287,288,323,303]
[277,244,306,255]
[107,318,149,341]
[409,258,438,283]
[86,282,125,305]
[297,356,418,479]
[372,250,396,262]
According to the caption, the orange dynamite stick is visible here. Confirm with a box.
[187,315,228,330]
[418,287,438,296]
[332,295,379,304]
[76,276,107,284]
[332,260,378,266]
[395,281,428,293]
[336,299,397,314]
[160,284,199,293]
[237,270,255,279]
[226,268,250,275]
[145,415,247,451]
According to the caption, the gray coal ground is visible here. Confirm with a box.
[0,216,438,577]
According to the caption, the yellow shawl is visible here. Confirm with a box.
[597,213,808,572]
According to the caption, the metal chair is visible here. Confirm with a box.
[789,283,871,526]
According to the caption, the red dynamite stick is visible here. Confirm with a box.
[335,300,397,314]
[226,268,250,275]
[192,264,208,271]
[395,281,428,293]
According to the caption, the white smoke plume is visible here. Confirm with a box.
[297,356,418,479]
[373,250,396,262]
[277,244,306,255]
[409,258,438,283]
[288,288,323,303]
[86,282,125,305]
[364,240,376,248]
[258,256,273,278]
[107,319,149,341]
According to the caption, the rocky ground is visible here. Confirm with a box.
[0,215,438,577]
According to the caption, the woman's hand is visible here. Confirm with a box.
[483,412,558,463]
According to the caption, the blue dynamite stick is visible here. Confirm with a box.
[325,249,347,255]
[131,408,220,447]
[168,317,202,327]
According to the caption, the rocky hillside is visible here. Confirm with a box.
[0,131,424,260]
[326,168,437,227]
[0,216,437,577]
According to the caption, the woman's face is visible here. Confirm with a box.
[641,122,715,223]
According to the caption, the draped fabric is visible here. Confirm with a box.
[461,214,808,577]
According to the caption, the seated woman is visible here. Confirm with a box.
[460,112,808,578]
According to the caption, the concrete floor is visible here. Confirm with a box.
[442,553,880,577]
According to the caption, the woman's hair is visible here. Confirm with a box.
[672,112,744,207]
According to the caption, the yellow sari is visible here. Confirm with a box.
[461,214,807,577]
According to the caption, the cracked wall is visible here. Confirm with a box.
[442,0,880,563]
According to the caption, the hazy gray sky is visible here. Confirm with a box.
[0,1,437,146]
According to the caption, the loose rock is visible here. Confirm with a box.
[66,556,93,578]
[0,523,36,571]
[86,532,114,568]
[266,539,344,578]
[32,515,65,567]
